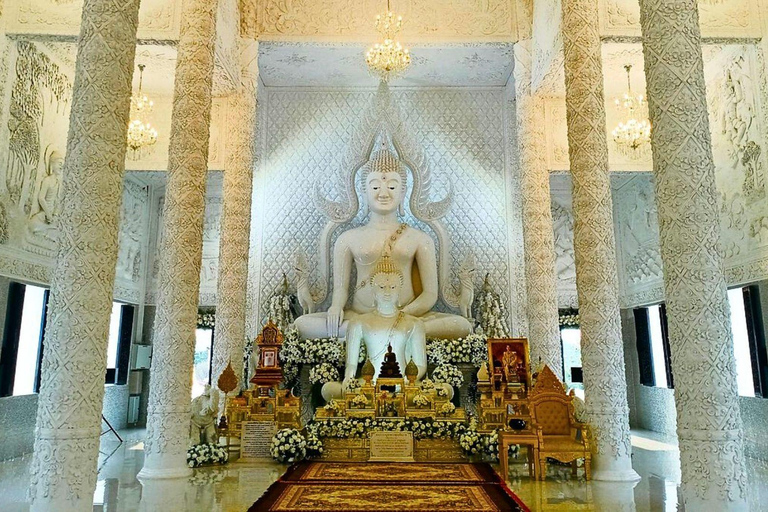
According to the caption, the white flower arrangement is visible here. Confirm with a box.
[439,402,456,416]
[270,428,307,463]
[309,362,339,385]
[436,386,448,397]
[412,393,431,408]
[351,394,369,408]
[306,417,469,441]
[432,363,464,388]
[559,310,580,328]
[268,294,294,331]
[419,378,436,391]
[426,334,488,367]
[459,429,483,454]
[196,311,215,330]
[279,328,368,387]
[324,398,341,412]
[305,431,324,458]
[186,443,228,468]
[475,277,510,338]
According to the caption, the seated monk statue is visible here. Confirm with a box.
[295,149,472,340]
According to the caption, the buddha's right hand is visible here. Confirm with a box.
[327,306,344,338]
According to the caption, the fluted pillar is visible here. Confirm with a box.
[561,0,638,481]
[139,0,217,479]
[639,0,748,508]
[212,40,258,390]
[514,64,563,376]
[26,0,139,509]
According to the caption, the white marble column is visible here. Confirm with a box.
[514,60,563,376]
[212,40,258,390]
[561,0,638,481]
[139,0,217,479]
[27,0,140,509]
[639,0,748,508]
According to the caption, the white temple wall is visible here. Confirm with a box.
[246,85,525,336]
[609,43,768,461]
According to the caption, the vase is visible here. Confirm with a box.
[509,419,526,431]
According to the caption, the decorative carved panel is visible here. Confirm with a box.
[599,0,760,39]
[245,0,517,42]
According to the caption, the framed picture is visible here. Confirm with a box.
[488,338,531,387]
[261,348,277,368]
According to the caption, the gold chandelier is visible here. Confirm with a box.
[365,0,411,82]
[127,64,158,158]
[611,65,651,152]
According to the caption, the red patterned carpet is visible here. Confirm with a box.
[250,461,529,512]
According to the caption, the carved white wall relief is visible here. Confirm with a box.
[600,0,760,39]
[26,0,140,509]
[245,0,517,42]
[141,0,217,479]
[640,0,748,508]
[1,42,71,257]
[250,87,514,329]
[562,0,637,480]
[8,0,182,40]
[550,195,578,309]
[116,180,147,284]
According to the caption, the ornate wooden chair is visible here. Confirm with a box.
[529,365,591,480]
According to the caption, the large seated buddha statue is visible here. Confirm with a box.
[294,149,472,341]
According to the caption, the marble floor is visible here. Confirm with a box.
[0,429,766,511]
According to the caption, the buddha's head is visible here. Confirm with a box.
[370,254,403,309]
[362,149,407,215]
[46,149,64,177]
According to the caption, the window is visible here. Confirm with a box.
[634,305,673,389]
[105,303,134,385]
[0,282,49,397]
[728,286,767,398]
[192,328,214,399]
[560,327,584,399]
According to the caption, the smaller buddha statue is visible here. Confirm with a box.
[379,344,402,378]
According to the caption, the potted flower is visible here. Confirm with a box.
[413,392,431,409]
[351,393,369,409]
[324,399,340,416]
[439,402,456,417]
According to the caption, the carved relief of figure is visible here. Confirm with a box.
[294,249,315,314]
[29,148,63,235]
[117,186,143,281]
[551,202,576,282]
[457,253,475,319]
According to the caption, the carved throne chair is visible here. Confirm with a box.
[529,365,591,480]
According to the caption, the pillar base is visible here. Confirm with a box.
[591,453,641,482]
[137,466,192,480]
[137,454,192,480]
[31,497,92,512]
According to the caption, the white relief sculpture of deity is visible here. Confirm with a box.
[551,202,576,282]
[117,185,144,281]
[295,149,472,341]
[28,147,63,240]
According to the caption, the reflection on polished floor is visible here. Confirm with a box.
[0,429,766,511]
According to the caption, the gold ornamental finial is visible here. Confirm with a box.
[217,360,239,394]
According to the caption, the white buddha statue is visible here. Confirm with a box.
[295,149,472,340]
[343,254,428,385]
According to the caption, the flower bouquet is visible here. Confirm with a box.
[439,402,456,417]
[351,393,369,409]
[187,443,228,468]
[309,362,339,386]
[270,428,307,463]
[413,392,431,409]
[432,363,464,388]
[419,377,436,391]
[324,398,341,415]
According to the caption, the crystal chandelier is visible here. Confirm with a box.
[611,65,651,152]
[127,64,158,158]
[365,0,411,82]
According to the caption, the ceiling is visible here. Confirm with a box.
[258,42,515,88]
